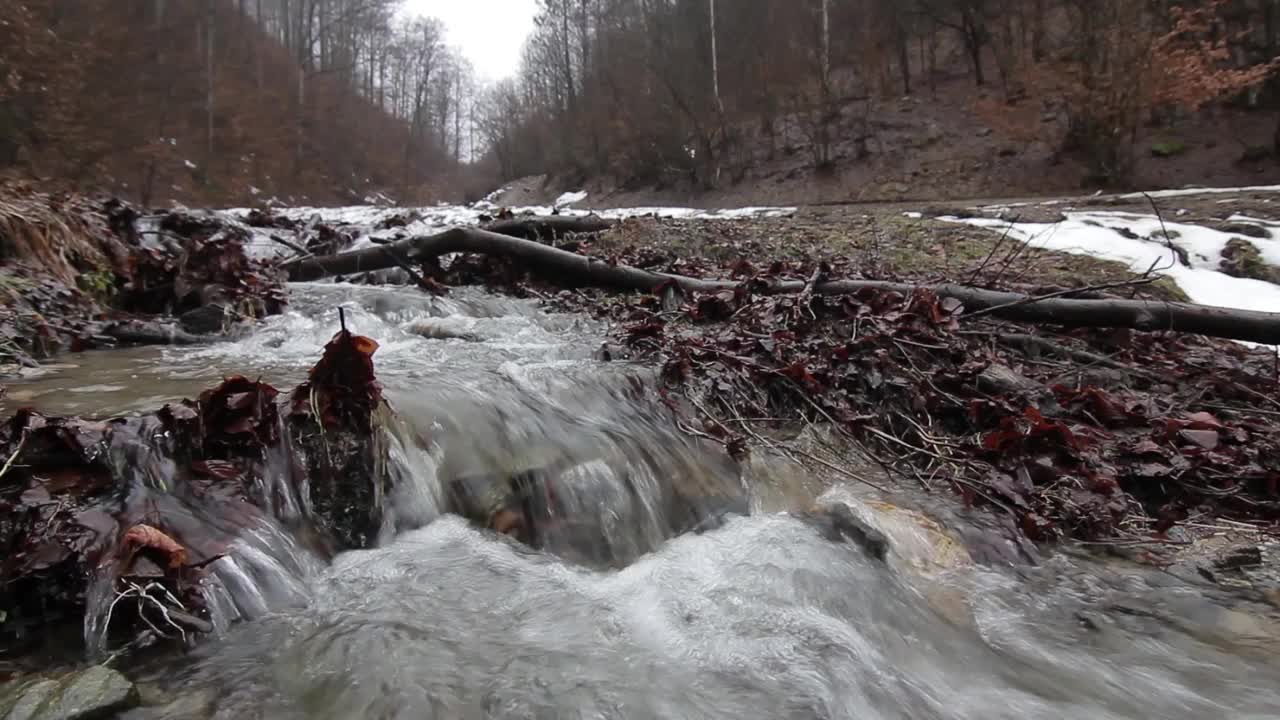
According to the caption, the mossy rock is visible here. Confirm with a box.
[1220,238,1280,285]
[1150,140,1188,158]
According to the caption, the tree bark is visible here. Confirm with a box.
[281,226,1280,345]
[206,1,216,169]
[480,215,613,240]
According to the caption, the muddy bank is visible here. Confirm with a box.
[0,184,288,372]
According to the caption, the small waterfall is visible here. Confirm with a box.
[9,279,1278,720]
[73,282,754,662]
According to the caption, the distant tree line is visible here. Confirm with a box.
[0,0,477,205]
[476,0,1280,189]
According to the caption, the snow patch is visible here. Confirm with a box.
[942,210,1280,316]
[184,160,198,170]
[1120,184,1280,200]
[555,190,588,206]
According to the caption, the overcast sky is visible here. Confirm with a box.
[401,0,540,82]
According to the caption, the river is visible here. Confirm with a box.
[3,233,1280,718]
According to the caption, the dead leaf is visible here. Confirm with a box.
[121,524,188,569]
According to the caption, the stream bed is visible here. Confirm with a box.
[3,280,1279,719]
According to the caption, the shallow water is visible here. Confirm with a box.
[7,282,1280,719]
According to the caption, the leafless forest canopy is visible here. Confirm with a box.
[0,0,1277,205]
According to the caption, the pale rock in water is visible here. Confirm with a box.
[0,666,138,720]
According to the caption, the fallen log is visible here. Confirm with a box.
[481,215,613,241]
[282,227,1280,345]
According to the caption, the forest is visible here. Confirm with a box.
[484,0,1280,192]
[0,0,477,206]
[2,1,1278,205]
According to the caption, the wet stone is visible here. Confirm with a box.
[176,304,229,335]
[1216,546,1264,571]
[798,503,889,560]
[0,665,139,720]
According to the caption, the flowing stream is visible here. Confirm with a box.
[5,281,1280,719]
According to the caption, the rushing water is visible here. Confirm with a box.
[5,283,1280,719]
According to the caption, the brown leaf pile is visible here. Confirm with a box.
[534,246,1280,543]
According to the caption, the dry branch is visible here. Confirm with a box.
[282,226,1280,345]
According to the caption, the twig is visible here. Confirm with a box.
[988,332,1161,382]
[967,214,1019,285]
[989,227,1034,286]
[267,234,311,258]
[1141,192,1182,274]
[788,444,891,493]
[0,430,27,480]
[1198,402,1280,418]
[378,245,444,294]
[963,276,1157,320]
[709,393,891,494]
[1074,537,1193,547]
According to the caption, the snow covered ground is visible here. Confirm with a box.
[218,182,1280,323]
[944,210,1280,315]
[221,197,797,258]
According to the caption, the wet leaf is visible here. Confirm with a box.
[121,524,188,569]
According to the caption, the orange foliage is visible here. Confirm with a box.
[121,524,189,569]
[1151,0,1278,112]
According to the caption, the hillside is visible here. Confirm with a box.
[479,0,1280,206]
[496,73,1280,209]
[0,0,478,208]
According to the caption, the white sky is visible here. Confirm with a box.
[401,0,540,83]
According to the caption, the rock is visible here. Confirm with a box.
[404,318,481,342]
[0,666,139,720]
[1215,222,1271,239]
[1217,546,1264,571]
[679,496,750,535]
[118,687,215,720]
[921,206,974,219]
[1078,367,1127,389]
[1163,560,1217,587]
[977,364,1042,396]
[177,304,229,335]
[799,503,889,560]
[593,342,631,362]
[976,127,993,137]
[1220,237,1280,284]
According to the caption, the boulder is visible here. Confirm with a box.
[0,666,139,720]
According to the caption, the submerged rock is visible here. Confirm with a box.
[797,503,889,560]
[0,665,138,720]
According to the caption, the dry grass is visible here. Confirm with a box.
[595,210,1189,302]
[0,184,126,286]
